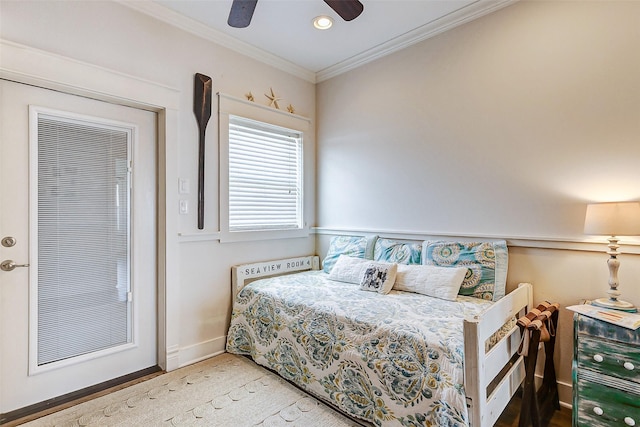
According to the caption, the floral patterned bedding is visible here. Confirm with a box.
[226,270,494,427]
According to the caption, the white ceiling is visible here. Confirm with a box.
[125,0,516,82]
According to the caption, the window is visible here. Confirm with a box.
[228,116,302,231]
[219,94,310,242]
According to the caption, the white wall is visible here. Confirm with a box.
[317,1,639,237]
[316,0,640,407]
[0,0,315,370]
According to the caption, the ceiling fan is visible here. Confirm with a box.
[228,0,364,28]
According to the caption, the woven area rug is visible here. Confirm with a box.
[24,353,362,426]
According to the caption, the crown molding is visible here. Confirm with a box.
[117,0,317,83]
[119,0,517,84]
[316,0,518,82]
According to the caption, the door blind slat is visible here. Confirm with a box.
[37,115,131,366]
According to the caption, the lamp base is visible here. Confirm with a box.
[592,297,638,313]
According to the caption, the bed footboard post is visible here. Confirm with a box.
[464,315,484,427]
[464,282,533,427]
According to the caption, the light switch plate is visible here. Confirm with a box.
[178,178,190,194]
[179,200,188,214]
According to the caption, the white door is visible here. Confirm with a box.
[0,79,157,413]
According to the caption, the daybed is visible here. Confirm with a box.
[226,237,532,427]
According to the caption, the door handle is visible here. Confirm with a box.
[1,260,30,272]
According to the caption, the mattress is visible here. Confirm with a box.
[226,270,495,426]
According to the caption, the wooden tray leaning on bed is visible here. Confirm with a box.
[231,255,533,427]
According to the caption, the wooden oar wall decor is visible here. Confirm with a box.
[193,73,212,230]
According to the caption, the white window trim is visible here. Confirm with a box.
[218,93,310,243]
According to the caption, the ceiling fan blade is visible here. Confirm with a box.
[323,0,364,22]
[228,0,258,28]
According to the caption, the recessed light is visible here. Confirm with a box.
[313,15,333,30]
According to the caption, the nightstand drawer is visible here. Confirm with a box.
[577,315,640,345]
[578,336,640,384]
[575,379,640,427]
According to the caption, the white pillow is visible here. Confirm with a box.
[394,264,467,301]
[328,255,370,284]
[359,262,398,295]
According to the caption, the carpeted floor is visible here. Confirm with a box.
[21,353,362,426]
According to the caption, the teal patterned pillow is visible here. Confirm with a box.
[374,238,422,265]
[322,235,377,273]
[422,240,508,301]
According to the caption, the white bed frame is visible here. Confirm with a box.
[231,255,533,427]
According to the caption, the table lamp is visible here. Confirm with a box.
[584,201,640,312]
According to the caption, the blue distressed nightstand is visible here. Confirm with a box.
[573,313,640,426]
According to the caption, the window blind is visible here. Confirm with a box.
[228,116,303,231]
[37,114,131,365]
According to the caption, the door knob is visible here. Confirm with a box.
[1,260,30,271]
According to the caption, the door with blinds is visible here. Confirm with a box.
[0,80,157,414]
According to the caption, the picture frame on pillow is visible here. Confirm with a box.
[359,262,397,295]
[328,255,397,295]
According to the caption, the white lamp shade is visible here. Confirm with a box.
[584,202,640,236]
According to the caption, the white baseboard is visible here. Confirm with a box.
[557,379,572,410]
[165,344,181,372]
[176,336,227,368]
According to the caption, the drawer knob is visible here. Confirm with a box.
[593,406,604,416]
[593,354,604,363]
[625,417,636,426]
[623,361,635,371]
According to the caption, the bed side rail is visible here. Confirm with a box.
[231,255,320,297]
[463,282,533,427]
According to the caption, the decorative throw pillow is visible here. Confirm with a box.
[359,262,397,294]
[328,255,370,284]
[373,238,422,265]
[393,264,467,301]
[421,240,508,301]
[322,235,377,273]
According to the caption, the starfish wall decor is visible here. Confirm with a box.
[245,92,254,102]
[265,87,282,109]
